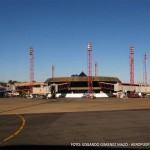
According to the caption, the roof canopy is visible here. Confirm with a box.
[45,76,121,83]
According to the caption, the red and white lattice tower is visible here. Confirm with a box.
[87,42,93,95]
[144,52,147,85]
[129,47,134,84]
[52,64,55,78]
[95,62,98,76]
[29,47,34,87]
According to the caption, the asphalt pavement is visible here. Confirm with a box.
[0,109,150,148]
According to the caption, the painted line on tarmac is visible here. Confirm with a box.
[0,114,26,144]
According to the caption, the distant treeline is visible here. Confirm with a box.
[0,80,19,86]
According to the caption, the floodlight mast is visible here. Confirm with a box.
[130,47,134,85]
[87,42,93,96]
[29,47,34,93]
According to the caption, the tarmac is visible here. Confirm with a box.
[1,97,150,147]
[0,97,150,115]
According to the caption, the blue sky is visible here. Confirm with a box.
[0,0,150,83]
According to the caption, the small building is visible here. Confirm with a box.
[114,82,150,94]
[15,82,48,94]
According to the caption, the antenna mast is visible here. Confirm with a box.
[143,52,148,85]
[52,64,55,78]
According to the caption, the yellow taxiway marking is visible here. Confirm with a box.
[0,114,25,144]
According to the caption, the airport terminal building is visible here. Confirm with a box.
[11,72,121,96]
[45,74,121,93]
